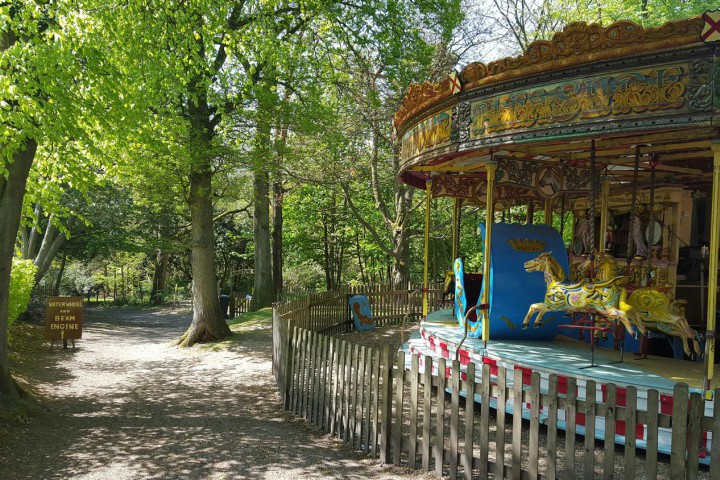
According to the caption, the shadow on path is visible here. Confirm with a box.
[0,307,426,480]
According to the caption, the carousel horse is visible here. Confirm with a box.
[522,252,640,335]
[580,250,701,357]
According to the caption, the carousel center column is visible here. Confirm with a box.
[482,161,498,342]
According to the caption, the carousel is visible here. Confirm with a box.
[396,12,720,461]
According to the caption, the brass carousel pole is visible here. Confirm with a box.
[646,155,658,286]
[544,197,553,227]
[481,158,497,343]
[599,174,610,253]
[625,146,641,280]
[423,179,432,318]
[589,140,597,273]
[703,144,720,394]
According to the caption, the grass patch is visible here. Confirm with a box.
[202,308,273,351]
[227,308,272,330]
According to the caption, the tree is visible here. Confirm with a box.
[483,0,718,56]
[0,0,140,401]
[271,2,463,289]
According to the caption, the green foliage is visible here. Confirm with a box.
[227,308,273,329]
[587,0,717,27]
[8,258,36,327]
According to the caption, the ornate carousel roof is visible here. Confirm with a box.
[395,13,720,206]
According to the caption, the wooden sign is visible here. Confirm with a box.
[45,296,83,341]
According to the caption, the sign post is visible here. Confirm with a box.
[45,296,84,349]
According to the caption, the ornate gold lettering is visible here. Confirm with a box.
[507,239,547,253]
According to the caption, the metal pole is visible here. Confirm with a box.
[589,140,597,272]
[646,156,657,286]
[481,159,498,343]
[544,197,553,227]
[599,176,610,252]
[423,180,432,318]
[626,146,641,274]
[703,145,720,395]
[560,193,566,236]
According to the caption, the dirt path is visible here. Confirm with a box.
[0,307,429,480]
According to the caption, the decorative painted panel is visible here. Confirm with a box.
[399,109,452,161]
[469,64,690,140]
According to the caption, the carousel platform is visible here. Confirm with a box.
[400,308,714,462]
[413,308,709,393]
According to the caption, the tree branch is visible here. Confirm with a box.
[213,204,252,223]
[341,184,396,258]
[369,130,393,227]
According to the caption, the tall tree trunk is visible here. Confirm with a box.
[355,232,367,285]
[335,240,345,289]
[121,265,126,300]
[177,166,231,346]
[271,110,288,300]
[392,225,411,288]
[272,181,284,299]
[52,252,67,296]
[251,165,274,310]
[0,140,37,401]
[150,251,168,305]
[323,213,332,290]
[19,204,40,260]
[32,220,66,284]
[251,94,274,310]
[25,204,42,260]
[176,75,231,345]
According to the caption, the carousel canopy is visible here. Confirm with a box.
[395,14,720,206]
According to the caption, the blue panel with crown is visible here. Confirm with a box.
[465,222,570,340]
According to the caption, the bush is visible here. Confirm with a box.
[9,258,36,328]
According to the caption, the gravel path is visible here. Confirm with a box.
[0,307,429,480]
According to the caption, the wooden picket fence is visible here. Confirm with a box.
[273,282,446,334]
[277,326,720,479]
[229,294,251,317]
[272,285,720,479]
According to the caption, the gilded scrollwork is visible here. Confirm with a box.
[561,165,591,191]
[394,77,453,132]
[496,158,538,186]
[459,62,488,85]
[431,175,481,199]
[459,17,702,88]
[397,16,705,133]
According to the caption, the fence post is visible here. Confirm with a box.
[670,383,689,478]
[379,345,392,464]
[282,317,294,410]
[272,304,279,379]
[393,350,406,466]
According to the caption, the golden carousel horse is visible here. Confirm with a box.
[578,250,701,357]
[522,252,642,336]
